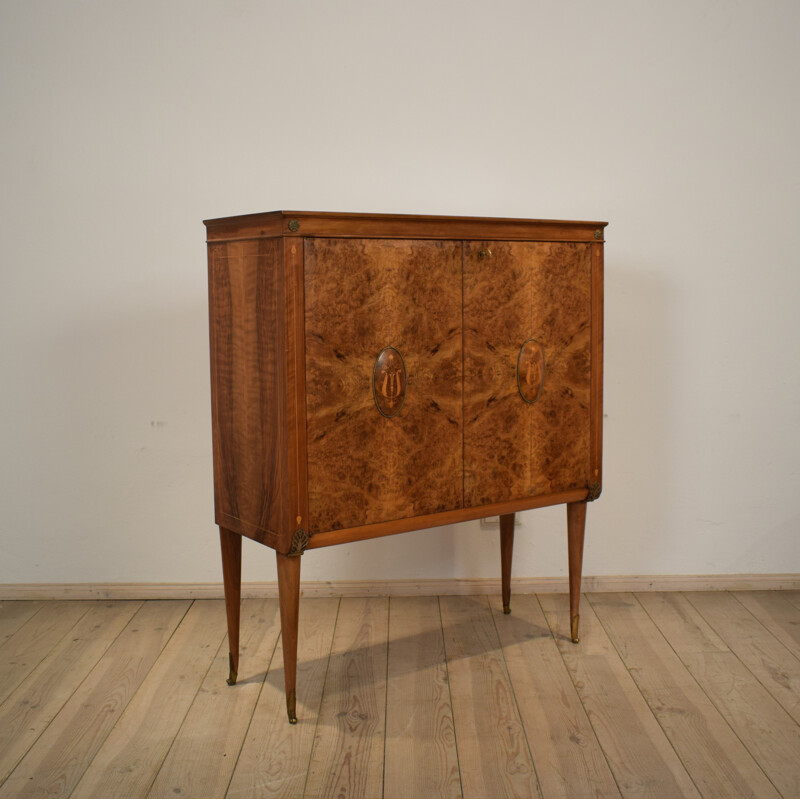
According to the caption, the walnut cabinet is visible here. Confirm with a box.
[204,211,606,723]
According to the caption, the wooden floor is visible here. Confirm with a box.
[0,592,799,798]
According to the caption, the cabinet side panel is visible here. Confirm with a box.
[207,239,289,543]
[464,242,591,505]
[305,238,463,532]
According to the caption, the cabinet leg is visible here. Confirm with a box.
[276,551,301,724]
[567,502,587,643]
[500,512,514,614]
[220,527,242,685]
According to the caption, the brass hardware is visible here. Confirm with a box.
[571,614,580,643]
[287,528,310,557]
[287,689,298,724]
[516,339,545,404]
[587,482,601,501]
[372,347,407,418]
[288,219,300,232]
[227,653,237,686]
[478,247,492,259]
[503,604,511,615]
[594,230,602,240]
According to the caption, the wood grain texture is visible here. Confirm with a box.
[640,592,800,797]
[304,238,463,532]
[568,501,587,641]
[283,237,310,540]
[276,552,301,723]
[306,489,588,549]
[383,596,460,799]
[0,601,140,785]
[491,594,620,798]
[734,590,800,655]
[500,513,514,613]
[0,601,189,799]
[439,595,540,799]
[208,239,289,546]
[220,528,242,683]
[539,593,699,798]
[204,211,608,244]
[72,600,227,798]
[0,601,45,647]
[226,598,340,799]
[147,599,282,799]
[685,591,800,724]
[463,241,592,506]
[0,601,91,706]
[4,593,800,799]
[589,593,779,798]
[304,597,389,799]
[590,241,604,488]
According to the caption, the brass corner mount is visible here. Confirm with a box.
[287,528,311,557]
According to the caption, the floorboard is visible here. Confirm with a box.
[539,593,699,798]
[492,594,619,798]
[226,597,339,799]
[383,596,461,799]
[70,600,227,798]
[440,595,540,799]
[0,600,190,799]
[590,593,778,798]
[0,592,798,799]
[303,597,388,799]
[640,591,800,797]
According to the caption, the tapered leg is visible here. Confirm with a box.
[219,527,242,685]
[276,551,302,724]
[567,501,587,643]
[500,512,515,614]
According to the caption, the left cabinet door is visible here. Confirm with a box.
[304,238,463,532]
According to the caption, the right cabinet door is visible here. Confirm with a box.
[463,241,592,506]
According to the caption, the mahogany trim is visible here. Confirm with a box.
[283,239,309,551]
[204,210,608,244]
[589,242,604,490]
[306,489,590,549]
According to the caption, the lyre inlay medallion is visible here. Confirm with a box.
[517,338,545,404]
[372,347,407,418]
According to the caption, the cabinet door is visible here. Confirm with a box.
[304,238,463,532]
[463,241,592,506]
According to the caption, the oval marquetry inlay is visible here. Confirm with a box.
[517,339,545,404]
[372,347,407,418]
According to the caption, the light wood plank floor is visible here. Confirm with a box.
[1,591,799,798]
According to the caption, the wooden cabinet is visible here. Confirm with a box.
[205,211,606,723]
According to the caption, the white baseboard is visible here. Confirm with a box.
[1,574,798,600]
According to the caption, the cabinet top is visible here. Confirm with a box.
[203,210,608,243]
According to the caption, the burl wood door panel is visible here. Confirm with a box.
[463,242,592,506]
[305,238,463,532]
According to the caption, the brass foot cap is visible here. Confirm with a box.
[570,614,580,644]
[227,654,238,685]
[288,715,298,725]
[503,605,511,615]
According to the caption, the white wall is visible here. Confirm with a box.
[1,0,798,586]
